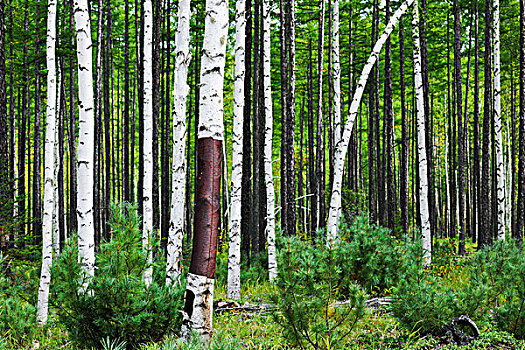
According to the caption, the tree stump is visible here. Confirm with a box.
[441,315,480,346]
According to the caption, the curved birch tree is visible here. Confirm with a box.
[327,0,414,241]
[36,0,57,323]
[166,0,191,286]
[181,0,228,339]
[227,0,245,299]
[142,0,154,286]
[263,0,277,282]
[73,0,95,285]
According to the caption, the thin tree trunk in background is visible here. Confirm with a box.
[512,70,517,239]
[493,0,505,240]
[279,0,288,236]
[143,0,154,286]
[138,0,145,229]
[0,0,8,245]
[124,0,130,203]
[242,0,253,263]
[36,0,57,322]
[166,0,191,286]
[412,0,431,264]
[298,100,305,233]
[454,2,465,254]
[58,59,66,250]
[68,0,78,236]
[400,16,408,235]
[228,0,246,298]
[481,0,493,247]
[368,8,377,224]
[103,0,112,240]
[373,0,384,228]
[94,0,104,249]
[19,0,29,241]
[32,0,42,243]
[252,0,261,252]
[316,0,326,231]
[153,0,161,233]
[518,0,525,244]
[447,14,457,239]
[285,0,296,236]
[307,40,317,235]
[262,0,276,280]
[8,1,15,236]
[384,0,395,231]
[473,0,480,243]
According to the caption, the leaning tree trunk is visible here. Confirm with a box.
[36,0,57,323]
[73,0,95,286]
[227,0,245,299]
[181,0,228,339]
[493,0,505,240]
[262,0,277,281]
[327,0,414,241]
[166,0,191,286]
[332,0,341,148]
[142,0,154,286]
[412,0,431,264]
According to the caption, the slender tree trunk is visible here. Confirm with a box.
[68,0,78,236]
[74,0,96,285]
[37,0,57,322]
[307,40,317,235]
[316,0,326,231]
[32,0,42,242]
[123,0,130,203]
[518,0,525,244]
[181,0,228,338]
[166,0,191,286]
[241,0,253,262]
[493,0,505,240]
[400,16,408,235]
[473,0,480,244]
[227,0,246,298]
[252,0,261,251]
[454,2,466,254]
[143,0,154,286]
[0,0,8,240]
[152,0,161,233]
[481,0,493,247]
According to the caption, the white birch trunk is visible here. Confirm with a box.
[142,0,154,286]
[36,0,57,322]
[412,1,431,264]
[332,0,341,145]
[181,0,228,338]
[166,0,191,286]
[73,0,95,285]
[493,0,505,240]
[263,0,277,282]
[327,0,414,241]
[227,0,245,299]
[53,67,61,257]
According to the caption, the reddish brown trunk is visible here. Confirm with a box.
[189,138,222,279]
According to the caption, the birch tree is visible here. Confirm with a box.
[262,0,277,282]
[332,0,341,146]
[36,0,57,323]
[494,0,505,240]
[227,0,245,299]
[166,0,191,286]
[327,0,414,241]
[73,0,95,284]
[181,0,228,339]
[143,0,154,286]
[412,0,432,264]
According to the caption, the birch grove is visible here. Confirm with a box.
[166,0,191,286]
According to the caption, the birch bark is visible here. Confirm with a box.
[327,0,414,241]
[263,0,277,282]
[167,0,191,286]
[181,0,228,338]
[494,0,505,240]
[227,0,245,299]
[37,0,57,322]
[412,1,432,264]
[73,0,95,285]
[143,0,154,286]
